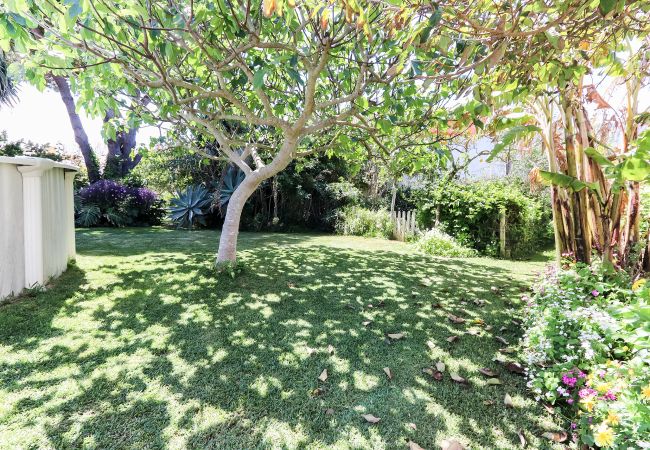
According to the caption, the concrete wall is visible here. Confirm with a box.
[0,157,77,301]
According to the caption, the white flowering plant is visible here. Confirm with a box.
[521,261,650,448]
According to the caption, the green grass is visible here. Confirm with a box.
[0,228,560,449]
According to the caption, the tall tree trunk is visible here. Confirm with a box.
[51,75,100,182]
[104,108,140,178]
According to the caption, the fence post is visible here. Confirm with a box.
[499,208,507,258]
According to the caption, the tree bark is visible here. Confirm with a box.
[51,75,101,182]
[216,136,298,264]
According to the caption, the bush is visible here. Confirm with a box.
[415,180,553,258]
[76,180,165,227]
[521,262,650,448]
[416,228,477,257]
[169,185,213,229]
[335,206,393,239]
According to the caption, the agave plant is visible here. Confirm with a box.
[218,166,245,208]
[169,185,213,229]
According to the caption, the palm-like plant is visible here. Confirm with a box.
[218,165,245,208]
[169,185,213,229]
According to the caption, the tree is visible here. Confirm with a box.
[0,51,17,107]
[5,0,442,263]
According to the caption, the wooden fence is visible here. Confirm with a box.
[391,210,417,241]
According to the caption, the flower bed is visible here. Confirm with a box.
[521,261,650,448]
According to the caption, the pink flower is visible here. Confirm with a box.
[571,422,577,429]
[567,398,574,404]
[603,391,617,401]
[562,375,577,387]
[579,388,596,398]
[591,290,599,297]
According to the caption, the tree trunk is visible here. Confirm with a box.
[216,136,298,264]
[51,75,100,182]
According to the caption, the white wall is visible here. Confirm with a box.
[0,157,77,301]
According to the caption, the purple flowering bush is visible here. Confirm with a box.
[76,180,165,227]
[521,261,650,448]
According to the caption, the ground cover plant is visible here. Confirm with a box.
[522,261,650,448]
[0,228,565,449]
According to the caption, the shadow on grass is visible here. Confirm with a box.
[0,229,554,449]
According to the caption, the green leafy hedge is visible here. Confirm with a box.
[415,180,553,258]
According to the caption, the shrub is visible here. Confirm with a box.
[416,228,478,258]
[76,180,165,227]
[415,180,553,257]
[335,206,393,239]
[521,262,650,448]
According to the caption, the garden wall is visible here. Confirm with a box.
[0,156,77,301]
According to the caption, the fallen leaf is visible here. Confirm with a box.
[473,318,485,326]
[483,399,495,406]
[479,367,498,377]
[383,367,393,380]
[485,325,493,331]
[450,373,467,384]
[518,430,527,448]
[407,422,417,430]
[542,431,568,442]
[408,441,425,450]
[387,333,405,340]
[486,378,502,385]
[490,286,501,295]
[318,369,328,382]
[422,367,443,381]
[311,387,325,397]
[499,347,516,354]
[440,439,465,450]
[362,321,372,327]
[473,299,485,306]
[504,393,514,408]
[505,362,525,374]
[446,335,459,343]
[325,408,334,415]
[327,345,335,355]
[542,403,554,414]
[306,347,316,356]
[435,361,446,372]
[499,326,507,333]
[361,414,381,424]
[495,336,509,345]
[448,314,466,324]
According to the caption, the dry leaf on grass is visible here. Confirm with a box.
[407,422,417,430]
[362,321,372,327]
[486,378,502,385]
[423,367,443,381]
[542,431,568,442]
[478,367,498,377]
[542,404,555,414]
[517,430,527,448]
[450,373,467,384]
[361,414,381,424]
[440,439,465,450]
[408,441,426,450]
[436,361,446,372]
[499,347,516,354]
[495,336,509,345]
[483,399,495,406]
[446,335,459,343]
[448,314,466,324]
[383,367,393,380]
[311,387,325,397]
[324,408,334,415]
[318,369,328,382]
[327,345,335,355]
[504,393,514,408]
[504,362,525,374]
[387,333,405,340]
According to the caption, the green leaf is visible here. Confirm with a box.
[487,125,539,162]
[620,157,650,182]
[252,69,266,89]
[538,170,600,195]
[584,147,613,167]
[599,0,617,15]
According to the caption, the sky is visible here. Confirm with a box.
[0,83,159,159]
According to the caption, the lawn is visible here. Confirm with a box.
[0,229,560,449]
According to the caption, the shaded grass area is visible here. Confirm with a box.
[0,228,558,449]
